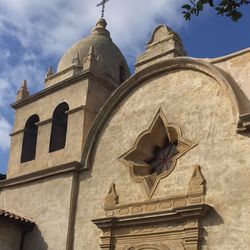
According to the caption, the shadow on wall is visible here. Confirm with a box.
[201,208,224,248]
[239,131,250,138]
[219,68,250,115]
[23,226,48,250]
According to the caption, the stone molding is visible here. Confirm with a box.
[120,108,196,198]
[12,72,89,109]
[104,193,206,218]
[93,204,211,250]
[146,26,183,49]
[93,165,210,249]
[35,118,52,127]
[0,161,83,190]
[103,165,206,215]
[128,244,171,250]
[135,49,182,68]
[9,129,24,137]
[45,64,83,81]
[135,25,186,71]
[237,113,250,133]
[81,57,241,171]
[10,106,96,135]
[205,47,250,64]
[11,71,117,110]
[66,105,98,116]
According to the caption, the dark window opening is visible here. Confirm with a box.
[145,136,178,175]
[21,114,40,163]
[49,102,69,153]
[119,65,126,83]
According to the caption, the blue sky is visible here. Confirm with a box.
[0,0,249,174]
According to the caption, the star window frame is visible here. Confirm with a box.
[120,108,196,198]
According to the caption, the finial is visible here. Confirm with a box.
[16,80,30,101]
[97,0,110,19]
[96,18,107,29]
[72,53,81,66]
[92,18,110,37]
[83,46,96,71]
[188,165,206,196]
[45,66,54,78]
[104,183,119,209]
[21,80,27,88]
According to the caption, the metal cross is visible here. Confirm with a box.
[97,0,110,19]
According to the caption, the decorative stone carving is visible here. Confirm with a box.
[188,165,206,196]
[135,25,187,72]
[83,46,97,71]
[72,53,81,66]
[45,66,54,79]
[16,80,30,101]
[120,108,196,198]
[93,166,212,250]
[128,243,171,250]
[104,183,119,209]
[237,113,250,133]
[93,203,211,250]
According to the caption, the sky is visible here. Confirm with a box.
[0,0,249,174]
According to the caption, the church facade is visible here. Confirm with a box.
[0,17,250,250]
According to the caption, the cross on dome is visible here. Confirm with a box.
[97,0,110,19]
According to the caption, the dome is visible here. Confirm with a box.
[57,19,130,83]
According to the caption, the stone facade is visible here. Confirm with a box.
[0,18,249,250]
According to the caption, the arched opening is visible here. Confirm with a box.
[21,114,40,163]
[49,102,69,153]
[119,65,126,83]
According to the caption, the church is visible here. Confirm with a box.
[0,10,250,250]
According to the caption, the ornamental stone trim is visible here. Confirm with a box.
[120,108,196,198]
[93,166,211,250]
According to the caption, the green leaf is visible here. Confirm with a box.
[208,0,214,6]
[219,0,227,6]
[197,1,204,10]
[182,4,191,10]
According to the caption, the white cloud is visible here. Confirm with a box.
[0,115,11,151]
[0,49,11,60]
[0,57,45,108]
[0,0,184,153]
[0,0,183,57]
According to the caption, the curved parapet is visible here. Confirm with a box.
[81,57,244,169]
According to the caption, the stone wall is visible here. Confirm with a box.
[8,79,88,178]
[73,68,250,249]
[0,174,73,250]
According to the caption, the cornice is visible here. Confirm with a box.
[205,47,250,64]
[11,70,119,110]
[93,204,212,227]
[0,161,84,190]
[81,57,242,170]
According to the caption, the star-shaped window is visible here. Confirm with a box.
[120,109,196,198]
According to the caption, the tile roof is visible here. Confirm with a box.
[0,209,35,227]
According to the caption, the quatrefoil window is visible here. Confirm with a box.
[120,109,195,197]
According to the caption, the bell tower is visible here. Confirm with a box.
[7,19,130,178]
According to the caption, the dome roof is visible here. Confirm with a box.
[57,19,130,83]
